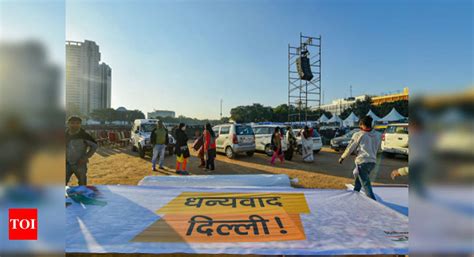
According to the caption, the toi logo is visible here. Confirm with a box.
[9,208,38,240]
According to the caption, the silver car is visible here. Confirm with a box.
[252,125,288,156]
[213,123,256,159]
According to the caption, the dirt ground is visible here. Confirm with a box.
[69,143,408,189]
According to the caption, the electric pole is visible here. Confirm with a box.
[220,99,223,120]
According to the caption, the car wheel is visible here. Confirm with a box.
[264,144,273,156]
[138,145,146,158]
[131,144,137,152]
[225,146,235,159]
[313,149,320,154]
[168,147,174,156]
[246,151,255,157]
[383,152,395,158]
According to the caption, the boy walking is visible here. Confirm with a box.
[339,116,381,200]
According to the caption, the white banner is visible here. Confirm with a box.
[66,185,408,255]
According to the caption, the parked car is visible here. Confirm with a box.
[330,128,361,151]
[252,125,288,156]
[381,123,409,157]
[130,119,175,158]
[213,123,256,159]
[295,128,323,154]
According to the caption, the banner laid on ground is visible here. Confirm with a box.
[138,174,292,188]
[66,185,408,255]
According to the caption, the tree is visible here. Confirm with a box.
[351,96,373,118]
[339,108,353,120]
[90,108,116,124]
[272,104,289,122]
[230,103,274,123]
[373,100,408,117]
[126,110,145,123]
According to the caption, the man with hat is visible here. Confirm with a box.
[66,116,98,185]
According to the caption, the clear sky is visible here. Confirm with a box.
[66,0,472,119]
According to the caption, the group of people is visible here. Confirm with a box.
[150,121,217,175]
[268,125,315,165]
[268,115,383,201]
[65,115,385,202]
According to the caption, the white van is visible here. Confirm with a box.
[130,119,175,158]
[213,123,256,159]
[381,123,409,157]
[252,125,288,156]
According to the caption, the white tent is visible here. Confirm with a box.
[342,112,359,127]
[318,114,329,123]
[365,109,381,121]
[380,108,406,123]
[327,114,343,124]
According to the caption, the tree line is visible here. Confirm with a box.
[230,103,332,123]
[339,97,408,120]
[149,115,225,126]
[89,108,145,124]
[230,98,408,123]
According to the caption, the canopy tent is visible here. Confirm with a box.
[380,108,406,123]
[327,114,343,124]
[66,185,408,255]
[365,109,381,121]
[317,114,329,123]
[342,112,359,127]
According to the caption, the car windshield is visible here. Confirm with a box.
[345,129,359,138]
[236,125,254,135]
[141,124,156,132]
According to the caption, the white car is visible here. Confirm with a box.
[295,129,323,154]
[252,125,288,156]
[381,123,409,157]
[130,119,175,158]
[213,123,256,159]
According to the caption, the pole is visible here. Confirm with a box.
[220,99,223,120]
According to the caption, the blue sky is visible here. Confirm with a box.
[65,0,472,119]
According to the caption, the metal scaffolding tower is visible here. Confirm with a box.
[288,33,322,122]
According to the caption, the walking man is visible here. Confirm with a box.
[66,116,98,186]
[150,120,169,171]
[339,116,381,200]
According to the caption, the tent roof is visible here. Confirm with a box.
[343,112,359,126]
[343,112,359,122]
[380,108,405,122]
[327,114,342,123]
[365,109,381,121]
[318,114,329,123]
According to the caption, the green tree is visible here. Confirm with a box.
[90,108,117,124]
[373,100,408,117]
[351,96,373,117]
[339,108,354,120]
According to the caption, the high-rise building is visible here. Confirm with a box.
[99,63,112,109]
[66,40,111,115]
